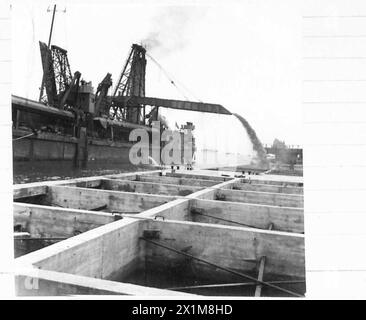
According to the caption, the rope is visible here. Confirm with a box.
[13,133,34,141]
[191,210,261,229]
[146,53,202,102]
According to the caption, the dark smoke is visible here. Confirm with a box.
[141,6,205,55]
[233,113,269,170]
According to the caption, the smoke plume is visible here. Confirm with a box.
[141,6,205,56]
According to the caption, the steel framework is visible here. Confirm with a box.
[111,44,146,123]
[39,42,75,108]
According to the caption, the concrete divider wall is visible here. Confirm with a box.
[189,199,304,233]
[13,170,305,296]
[165,172,231,182]
[224,182,304,194]
[101,178,202,196]
[216,189,304,208]
[239,178,303,187]
[149,199,190,221]
[145,220,305,279]
[15,219,145,281]
[15,269,192,296]
[136,175,219,187]
[47,186,176,212]
[14,203,116,238]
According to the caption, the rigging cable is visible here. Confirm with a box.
[13,133,34,141]
[146,53,202,102]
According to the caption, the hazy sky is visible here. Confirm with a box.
[12,0,302,158]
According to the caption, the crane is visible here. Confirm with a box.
[110,44,147,123]
[39,42,81,110]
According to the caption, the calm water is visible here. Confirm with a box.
[13,160,154,184]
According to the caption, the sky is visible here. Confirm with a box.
[11,0,303,166]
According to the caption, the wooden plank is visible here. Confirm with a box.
[101,178,202,196]
[14,202,116,238]
[145,219,305,279]
[47,186,177,212]
[189,199,304,233]
[215,189,304,208]
[255,223,273,296]
[255,256,266,297]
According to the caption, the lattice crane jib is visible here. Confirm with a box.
[39,41,57,106]
[51,44,73,96]
[39,41,79,109]
[111,44,147,123]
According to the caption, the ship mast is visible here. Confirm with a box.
[38,4,57,102]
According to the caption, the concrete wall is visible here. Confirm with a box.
[145,220,305,279]
[14,203,116,238]
[240,178,303,187]
[15,269,191,296]
[17,219,145,281]
[225,182,303,194]
[101,178,202,196]
[13,170,305,296]
[215,189,304,208]
[189,199,304,233]
[134,175,219,187]
[47,186,177,212]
